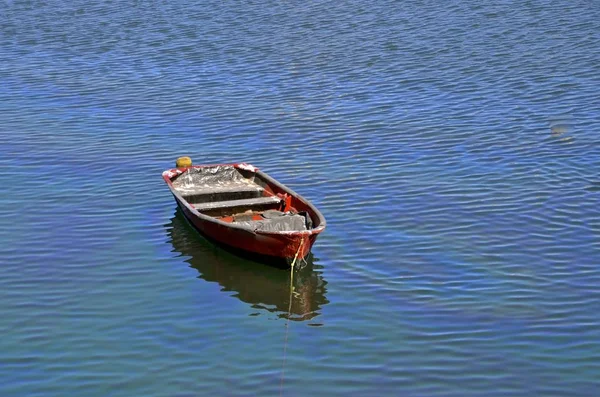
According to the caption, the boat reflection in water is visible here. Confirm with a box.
[166,210,329,322]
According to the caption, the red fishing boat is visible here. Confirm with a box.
[162,159,326,268]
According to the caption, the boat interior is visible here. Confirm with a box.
[171,166,312,232]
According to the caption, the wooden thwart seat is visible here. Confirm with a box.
[192,196,281,212]
[178,183,264,197]
[178,183,265,204]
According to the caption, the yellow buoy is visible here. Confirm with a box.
[176,156,192,168]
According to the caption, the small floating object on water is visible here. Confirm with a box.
[162,158,326,268]
[549,115,573,142]
[176,156,193,168]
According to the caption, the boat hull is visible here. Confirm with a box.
[163,163,326,268]
[176,198,316,268]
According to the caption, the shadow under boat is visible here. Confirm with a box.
[165,209,329,322]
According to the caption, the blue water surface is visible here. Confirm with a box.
[1,0,599,395]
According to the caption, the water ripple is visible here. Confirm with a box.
[2,0,600,395]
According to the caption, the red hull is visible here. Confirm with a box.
[163,163,326,266]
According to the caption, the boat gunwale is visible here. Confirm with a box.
[162,163,326,237]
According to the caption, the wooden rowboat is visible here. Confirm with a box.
[162,162,326,268]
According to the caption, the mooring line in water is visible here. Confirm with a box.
[279,237,305,397]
